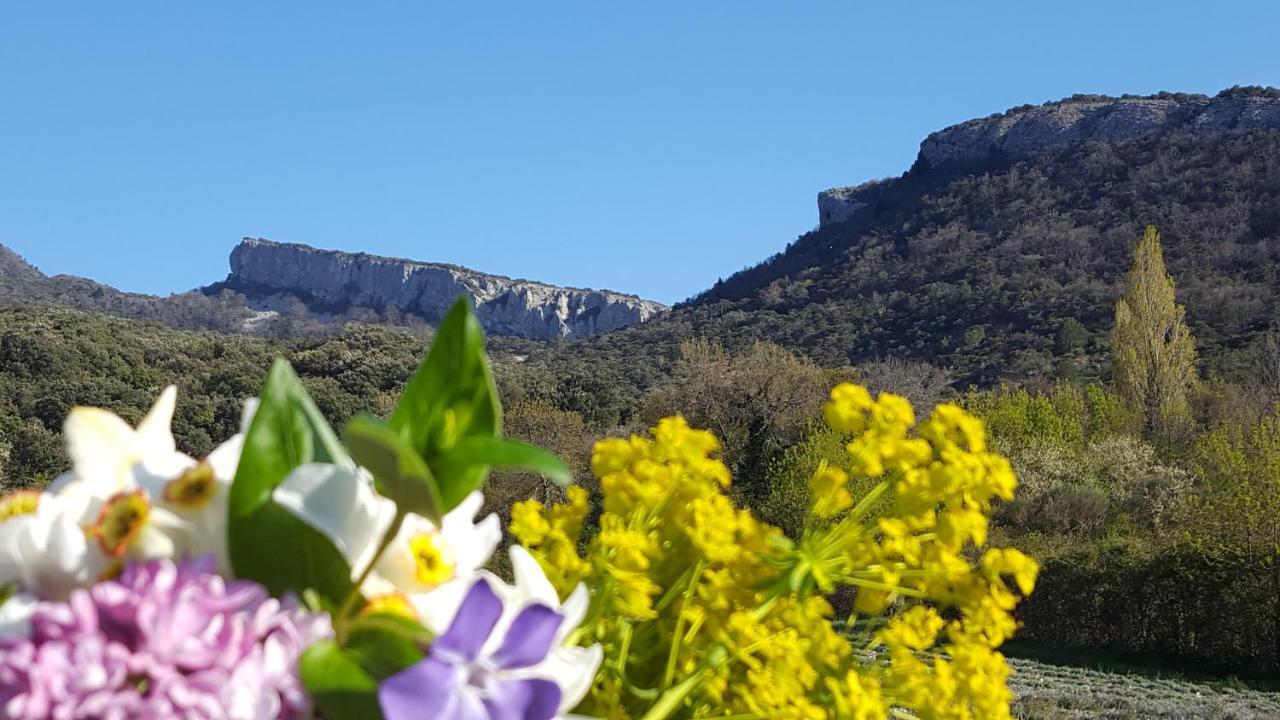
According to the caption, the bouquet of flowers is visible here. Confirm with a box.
[0,299,1037,720]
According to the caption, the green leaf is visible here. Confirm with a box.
[228,358,355,603]
[346,613,431,680]
[433,436,572,509]
[344,414,443,523]
[300,641,384,720]
[389,297,502,512]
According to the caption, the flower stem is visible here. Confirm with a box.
[335,510,406,643]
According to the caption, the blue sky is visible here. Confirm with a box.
[2,2,1277,305]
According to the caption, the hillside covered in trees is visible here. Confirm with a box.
[545,91,1280,389]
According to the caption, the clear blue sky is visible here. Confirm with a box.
[2,2,1277,305]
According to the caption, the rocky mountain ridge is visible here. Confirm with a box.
[219,238,667,340]
[0,244,43,280]
[819,87,1280,227]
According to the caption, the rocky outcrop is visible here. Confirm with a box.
[819,87,1280,227]
[0,244,43,280]
[817,187,868,226]
[917,87,1280,169]
[222,238,667,340]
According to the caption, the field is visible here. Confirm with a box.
[1010,656,1280,719]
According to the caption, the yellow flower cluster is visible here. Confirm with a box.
[511,385,1038,720]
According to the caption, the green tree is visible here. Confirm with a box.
[1110,225,1198,438]
[1186,409,1280,663]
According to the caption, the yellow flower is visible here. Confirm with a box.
[511,383,1035,720]
[808,463,853,518]
[510,499,550,545]
[823,384,874,433]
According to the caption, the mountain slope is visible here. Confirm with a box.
[0,244,255,332]
[548,88,1280,387]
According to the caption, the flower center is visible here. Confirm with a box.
[409,532,456,587]
[164,462,218,509]
[361,592,419,621]
[0,490,40,522]
[89,490,151,557]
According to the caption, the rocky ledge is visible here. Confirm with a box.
[819,87,1280,227]
[222,238,667,340]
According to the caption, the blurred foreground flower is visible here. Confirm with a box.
[0,388,248,601]
[0,556,330,720]
[379,570,600,720]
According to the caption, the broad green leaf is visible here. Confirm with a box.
[433,436,572,509]
[346,613,431,680]
[344,414,443,523]
[228,358,354,603]
[390,297,502,511]
[300,641,384,720]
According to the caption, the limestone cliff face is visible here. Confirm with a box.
[819,88,1280,227]
[223,238,666,340]
[918,90,1280,168]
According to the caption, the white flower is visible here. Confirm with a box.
[271,463,396,577]
[502,545,602,714]
[129,428,244,574]
[272,467,501,629]
[0,485,97,599]
[0,388,252,599]
[62,385,180,494]
[0,591,37,637]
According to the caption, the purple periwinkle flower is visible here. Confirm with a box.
[0,556,331,720]
[379,578,567,720]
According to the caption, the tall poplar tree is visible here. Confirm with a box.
[1110,225,1198,437]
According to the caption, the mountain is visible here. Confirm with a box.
[8,86,1280,388]
[0,239,666,340]
[213,238,667,340]
[0,243,254,332]
[541,87,1280,389]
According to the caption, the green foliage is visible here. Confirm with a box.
[1111,226,1199,438]
[759,427,883,539]
[344,415,443,522]
[299,642,382,719]
[0,306,428,491]
[1185,407,1280,579]
[384,299,569,513]
[228,359,355,604]
[963,383,1138,449]
[390,299,502,512]
[1016,545,1279,674]
[995,437,1190,536]
[639,339,838,502]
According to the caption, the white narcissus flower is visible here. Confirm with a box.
[0,388,252,600]
[272,468,501,630]
[62,385,181,494]
[0,483,98,599]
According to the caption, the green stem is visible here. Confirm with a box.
[335,511,406,643]
[640,668,705,720]
[848,477,892,522]
[662,561,704,690]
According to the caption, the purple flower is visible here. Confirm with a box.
[379,578,567,720]
[0,556,331,720]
